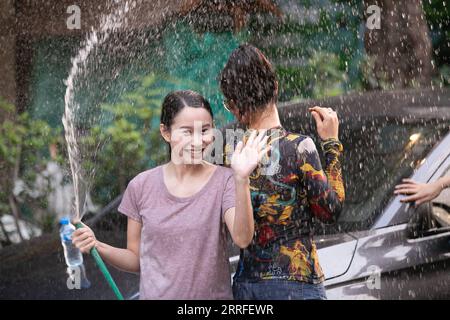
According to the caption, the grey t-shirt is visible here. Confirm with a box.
[118,165,236,299]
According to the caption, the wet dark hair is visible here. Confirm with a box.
[220,44,277,119]
[160,90,213,129]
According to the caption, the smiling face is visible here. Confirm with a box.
[160,106,214,164]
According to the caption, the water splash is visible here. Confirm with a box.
[62,1,135,222]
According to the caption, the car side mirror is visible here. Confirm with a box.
[407,202,433,239]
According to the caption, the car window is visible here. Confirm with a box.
[332,118,449,233]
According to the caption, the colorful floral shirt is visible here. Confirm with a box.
[223,127,345,284]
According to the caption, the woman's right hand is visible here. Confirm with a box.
[394,179,443,206]
[231,130,270,180]
[72,222,97,254]
[309,106,339,140]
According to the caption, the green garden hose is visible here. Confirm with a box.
[74,222,124,300]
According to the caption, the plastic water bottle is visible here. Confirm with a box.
[59,217,83,267]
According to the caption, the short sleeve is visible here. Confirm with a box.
[118,178,142,223]
[222,172,236,220]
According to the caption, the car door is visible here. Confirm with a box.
[325,134,450,300]
[396,153,450,299]
[376,154,450,299]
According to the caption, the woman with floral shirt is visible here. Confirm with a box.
[219,44,345,300]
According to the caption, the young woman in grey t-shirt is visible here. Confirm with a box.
[72,90,270,299]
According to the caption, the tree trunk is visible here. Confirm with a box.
[364,0,434,89]
[7,143,25,242]
[0,217,12,246]
[8,194,25,242]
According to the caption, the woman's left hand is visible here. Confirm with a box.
[231,130,271,180]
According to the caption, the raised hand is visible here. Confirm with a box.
[309,106,339,140]
[231,130,271,180]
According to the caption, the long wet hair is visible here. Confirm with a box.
[220,44,278,122]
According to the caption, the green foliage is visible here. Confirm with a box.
[423,0,450,30]
[278,51,346,101]
[250,0,364,101]
[0,98,25,168]
[162,21,243,125]
[0,97,60,231]
[0,97,58,184]
[82,73,167,205]
[433,64,450,87]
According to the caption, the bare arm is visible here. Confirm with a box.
[440,176,450,189]
[224,176,254,248]
[72,218,141,273]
